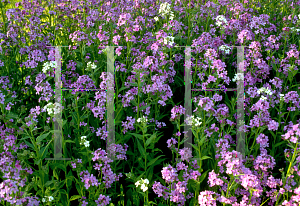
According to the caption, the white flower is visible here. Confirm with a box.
[44,102,61,115]
[215,15,228,28]
[86,62,97,71]
[158,2,174,20]
[49,61,57,68]
[84,141,90,147]
[260,96,267,101]
[169,13,174,20]
[290,27,300,32]
[143,179,149,185]
[137,116,148,124]
[42,198,46,203]
[141,183,148,192]
[154,16,159,21]
[48,196,54,202]
[219,45,231,54]
[135,181,140,187]
[43,61,57,74]
[163,36,175,46]
[81,136,87,140]
[280,94,285,101]
[232,73,244,82]
[257,87,272,96]
[186,115,202,127]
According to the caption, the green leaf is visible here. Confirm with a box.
[198,170,209,184]
[24,140,35,150]
[45,180,54,187]
[128,132,144,141]
[50,163,66,172]
[38,145,49,160]
[274,141,286,148]
[200,156,211,161]
[189,178,200,193]
[139,105,149,111]
[128,82,138,87]
[269,131,276,139]
[65,140,75,144]
[70,195,82,201]
[137,139,146,157]
[36,132,50,143]
[145,133,156,147]
[6,112,18,119]
[148,155,166,167]
[129,98,138,106]
[20,136,31,141]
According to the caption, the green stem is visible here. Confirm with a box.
[0,2,7,34]
[248,190,253,205]
[142,125,147,172]
[176,119,181,163]
[275,142,298,205]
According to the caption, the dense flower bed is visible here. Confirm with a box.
[0,0,300,205]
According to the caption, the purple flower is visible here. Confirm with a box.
[256,133,269,148]
[170,105,185,121]
[161,165,178,183]
[178,147,193,162]
[95,194,111,206]
[167,137,177,148]
[198,191,217,206]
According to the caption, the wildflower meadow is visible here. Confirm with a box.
[0,0,300,205]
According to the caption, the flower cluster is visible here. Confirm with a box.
[170,105,185,121]
[219,45,232,54]
[85,61,97,72]
[257,87,273,95]
[80,136,90,147]
[198,191,217,206]
[137,115,148,124]
[232,73,244,82]
[281,123,300,144]
[42,61,57,74]
[290,27,300,32]
[135,178,150,192]
[185,115,202,127]
[42,196,54,203]
[79,170,100,190]
[95,194,111,206]
[158,2,174,20]
[43,102,62,116]
[163,36,175,46]
[215,15,228,29]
